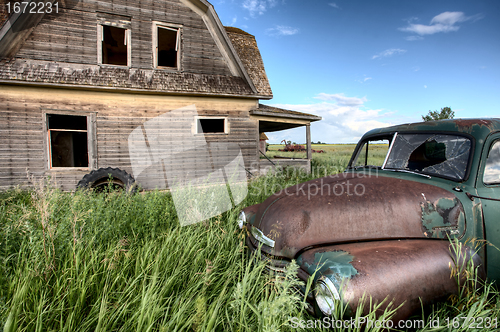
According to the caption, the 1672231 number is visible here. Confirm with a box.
[6,2,59,14]
[445,317,497,329]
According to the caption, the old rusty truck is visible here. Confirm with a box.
[238,118,500,322]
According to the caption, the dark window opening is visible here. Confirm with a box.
[102,25,128,66]
[48,114,89,168]
[408,140,447,171]
[157,26,178,68]
[198,118,225,133]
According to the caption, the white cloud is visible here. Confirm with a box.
[372,48,407,60]
[329,3,340,9]
[399,11,484,38]
[355,76,373,83]
[243,0,278,17]
[430,11,467,26]
[405,35,423,41]
[401,22,460,35]
[267,93,395,143]
[314,93,367,106]
[424,85,427,88]
[228,16,238,26]
[266,25,299,37]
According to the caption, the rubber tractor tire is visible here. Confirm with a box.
[77,167,137,194]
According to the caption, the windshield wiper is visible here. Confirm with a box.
[384,169,431,179]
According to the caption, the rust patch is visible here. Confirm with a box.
[453,119,494,131]
[298,210,311,235]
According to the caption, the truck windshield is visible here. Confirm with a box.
[383,133,471,181]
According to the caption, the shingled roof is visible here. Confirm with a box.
[225,27,273,98]
[0,58,254,96]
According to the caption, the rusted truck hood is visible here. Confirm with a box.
[248,173,465,258]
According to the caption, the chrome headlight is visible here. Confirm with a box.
[315,276,340,316]
[237,211,246,229]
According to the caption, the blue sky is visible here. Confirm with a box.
[212,0,500,143]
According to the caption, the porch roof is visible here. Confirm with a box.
[250,104,322,132]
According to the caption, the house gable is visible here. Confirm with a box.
[0,0,271,98]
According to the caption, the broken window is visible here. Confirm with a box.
[157,26,179,67]
[151,22,181,69]
[101,25,129,66]
[48,114,89,168]
[384,133,471,180]
[484,141,500,185]
[353,139,390,167]
[198,118,226,134]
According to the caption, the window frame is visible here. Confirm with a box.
[43,111,97,171]
[152,21,182,70]
[352,138,390,168]
[196,117,229,135]
[483,139,500,186]
[97,20,132,67]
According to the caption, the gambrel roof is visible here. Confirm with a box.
[0,0,272,99]
[225,27,272,97]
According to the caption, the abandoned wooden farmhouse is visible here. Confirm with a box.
[0,0,321,191]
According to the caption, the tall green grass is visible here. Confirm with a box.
[1,165,499,331]
[0,176,307,332]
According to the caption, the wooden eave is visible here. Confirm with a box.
[0,79,272,100]
[251,104,322,132]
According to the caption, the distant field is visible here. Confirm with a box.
[263,143,389,176]
[265,144,356,159]
[262,144,358,176]
[267,143,356,153]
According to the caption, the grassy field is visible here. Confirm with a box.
[1,152,499,331]
[263,144,356,179]
[263,143,389,176]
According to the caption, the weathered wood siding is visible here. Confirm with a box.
[0,86,259,190]
[14,0,232,76]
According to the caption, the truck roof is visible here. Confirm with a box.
[363,118,500,140]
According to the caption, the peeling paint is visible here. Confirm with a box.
[298,250,358,283]
[315,251,358,280]
[453,119,494,133]
[421,197,464,238]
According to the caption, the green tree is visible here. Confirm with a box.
[422,107,455,121]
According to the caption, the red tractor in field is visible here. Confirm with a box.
[279,140,325,153]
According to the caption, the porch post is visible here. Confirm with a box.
[306,124,312,159]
